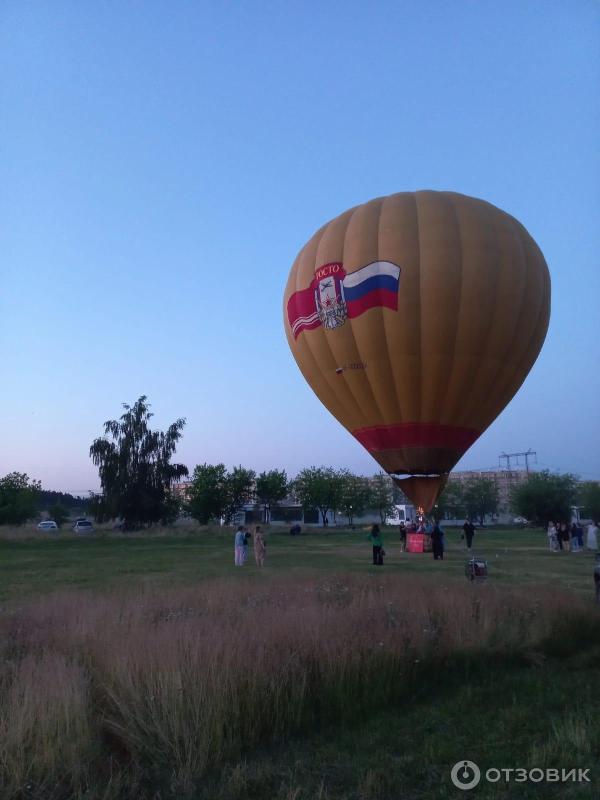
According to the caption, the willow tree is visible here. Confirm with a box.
[90,396,188,529]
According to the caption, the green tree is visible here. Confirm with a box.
[89,396,188,530]
[337,471,372,526]
[579,481,600,522]
[0,472,41,525]
[370,472,396,524]
[511,470,578,526]
[255,469,288,522]
[435,480,465,520]
[463,477,499,524]
[225,466,256,523]
[293,467,343,525]
[48,503,69,527]
[187,464,229,524]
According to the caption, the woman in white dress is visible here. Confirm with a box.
[547,521,559,552]
[586,522,598,551]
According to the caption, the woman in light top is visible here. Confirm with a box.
[547,521,558,552]
[253,526,266,566]
[587,521,598,551]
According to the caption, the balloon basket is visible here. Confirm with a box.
[406,533,432,553]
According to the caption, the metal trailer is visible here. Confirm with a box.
[465,556,488,583]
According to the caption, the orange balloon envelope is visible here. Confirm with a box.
[283,191,550,511]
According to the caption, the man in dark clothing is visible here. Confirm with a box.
[431,523,444,560]
[399,521,407,551]
[462,520,476,550]
[594,555,600,604]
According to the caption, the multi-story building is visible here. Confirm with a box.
[449,468,530,521]
[172,481,193,501]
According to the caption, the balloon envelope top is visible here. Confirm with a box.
[283,191,550,511]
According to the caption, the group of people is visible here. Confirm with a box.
[547,520,598,553]
[370,519,448,562]
[234,524,266,566]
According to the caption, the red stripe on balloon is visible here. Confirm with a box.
[352,422,480,451]
[346,288,398,318]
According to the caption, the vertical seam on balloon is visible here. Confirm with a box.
[442,193,465,426]
[475,215,532,413]
[292,227,364,425]
[453,198,501,427]
[413,192,423,428]
[377,194,403,433]
[459,208,520,425]
[338,200,390,429]
[301,215,372,426]
[495,234,549,411]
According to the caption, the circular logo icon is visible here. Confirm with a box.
[451,761,481,790]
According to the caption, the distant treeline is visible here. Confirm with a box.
[38,490,89,512]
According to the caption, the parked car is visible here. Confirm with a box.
[72,519,95,534]
[512,516,529,526]
[37,520,58,531]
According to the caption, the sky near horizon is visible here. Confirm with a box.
[1,2,599,495]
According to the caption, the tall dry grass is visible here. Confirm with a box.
[0,575,597,799]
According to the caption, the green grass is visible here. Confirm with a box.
[0,524,595,602]
[0,524,598,799]
[196,661,600,800]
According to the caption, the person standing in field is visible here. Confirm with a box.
[399,521,407,552]
[587,521,598,551]
[572,521,584,552]
[576,522,585,551]
[234,525,245,566]
[462,519,476,550]
[431,522,444,560]
[594,554,600,605]
[570,522,579,553]
[242,527,251,564]
[368,524,384,565]
[547,521,559,552]
[559,522,569,551]
[253,525,266,566]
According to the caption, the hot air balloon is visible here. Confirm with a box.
[283,191,550,512]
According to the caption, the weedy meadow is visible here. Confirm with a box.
[1,575,598,799]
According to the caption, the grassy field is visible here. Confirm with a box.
[0,524,599,799]
[0,524,595,601]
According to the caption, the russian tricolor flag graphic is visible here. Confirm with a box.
[287,261,401,339]
[344,261,401,319]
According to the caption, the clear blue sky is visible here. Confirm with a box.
[1,2,598,494]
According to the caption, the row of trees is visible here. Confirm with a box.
[187,465,396,526]
[187,468,600,529]
[4,397,600,530]
[435,477,500,524]
[0,473,86,526]
[435,471,600,526]
[292,468,395,525]
[511,471,600,526]
[89,397,398,528]
[186,465,287,524]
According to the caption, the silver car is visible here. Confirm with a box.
[72,520,95,534]
[37,520,58,531]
